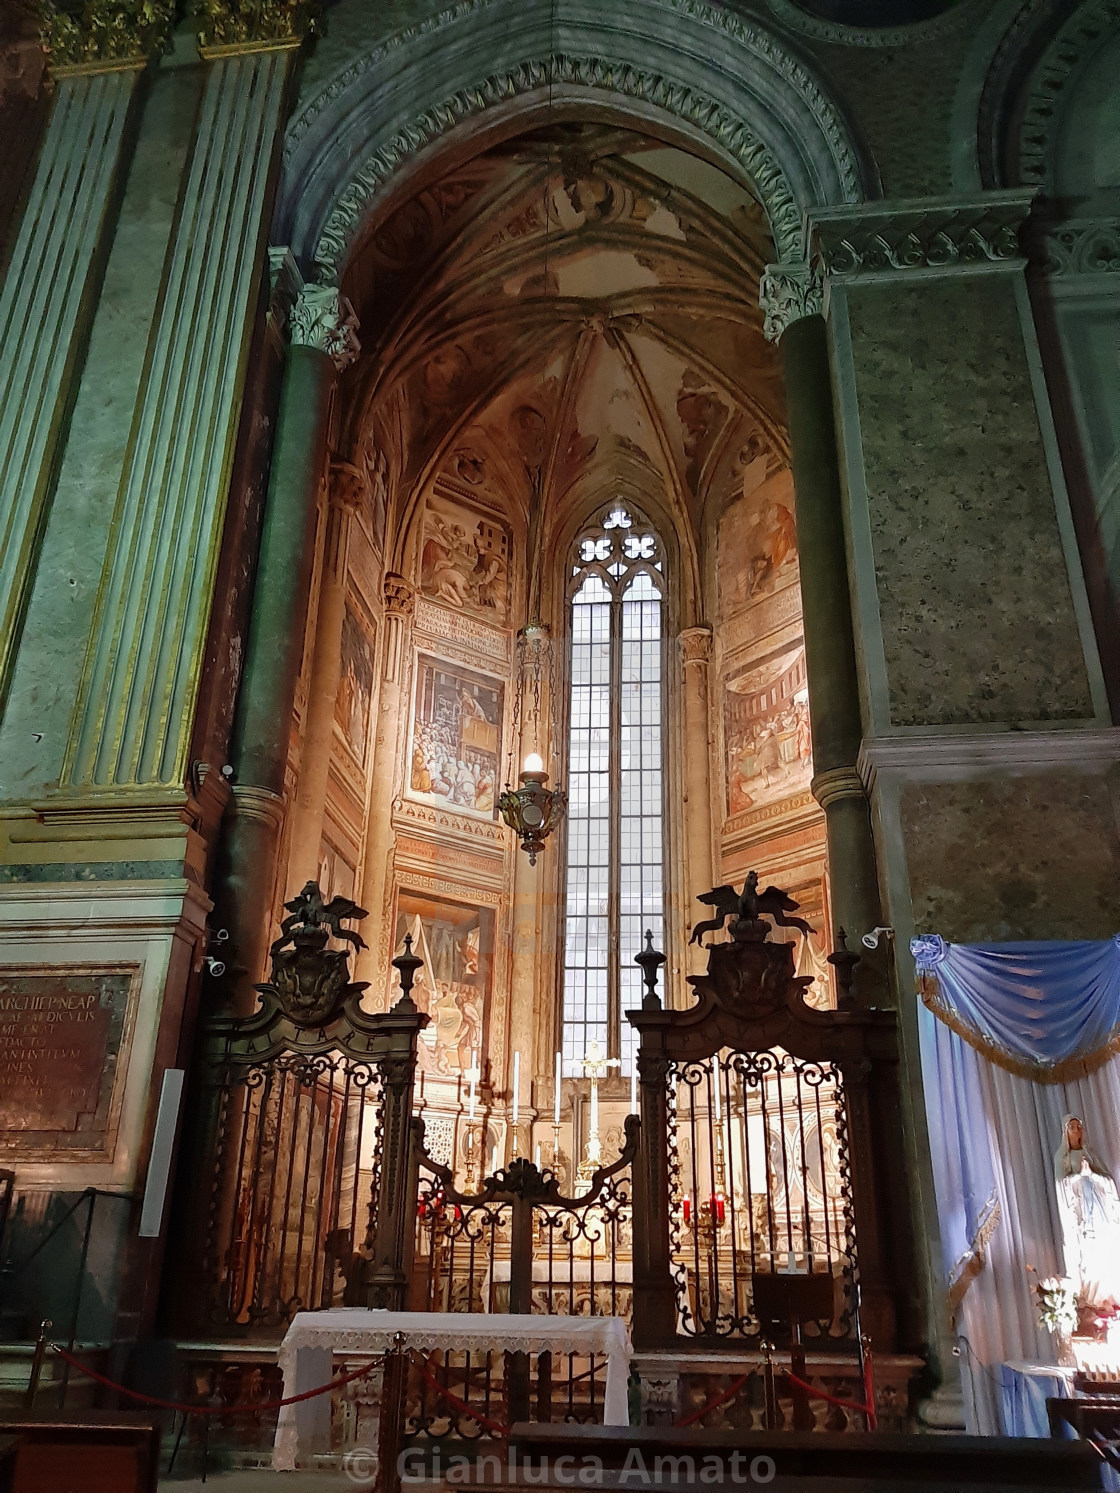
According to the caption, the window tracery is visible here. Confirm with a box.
[561,504,666,1077]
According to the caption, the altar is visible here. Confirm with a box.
[273,1308,633,1469]
[1001,1361,1120,1490]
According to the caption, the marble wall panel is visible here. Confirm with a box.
[900,773,1120,942]
[847,277,1093,726]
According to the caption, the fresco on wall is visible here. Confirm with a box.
[335,602,376,766]
[393,892,492,1077]
[724,647,812,816]
[718,463,798,615]
[408,655,503,819]
[420,493,510,625]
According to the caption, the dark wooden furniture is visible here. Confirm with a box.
[0,1413,159,1493]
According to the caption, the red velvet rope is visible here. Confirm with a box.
[675,1373,749,1427]
[49,1343,380,1416]
[412,1351,511,1438]
[786,1370,877,1429]
[676,1358,877,1431]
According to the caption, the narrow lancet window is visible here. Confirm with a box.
[562,505,665,1076]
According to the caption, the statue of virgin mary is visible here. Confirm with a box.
[1054,1114,1120,1311]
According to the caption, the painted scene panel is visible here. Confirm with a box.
[725,645,813,816]
[718,464,798,617]
[408,654,502,819]
[335,601,376,766]
[420,492,510,625]
[393,892,492,1078]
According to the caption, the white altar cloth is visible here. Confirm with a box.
[273,1308,633,1469]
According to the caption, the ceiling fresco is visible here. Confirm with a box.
[339,124,789,568]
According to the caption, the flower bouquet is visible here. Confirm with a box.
[1028,1268,1079,1365]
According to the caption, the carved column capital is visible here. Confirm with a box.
[194,0,317,56]
[678,625,713,666]
[288,283,360,370]
[38,0,175,74]
[760,262,824,344]
[383,572,414,617]
[328,457,367,512]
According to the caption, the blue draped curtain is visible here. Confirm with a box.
[912,934,1120,1081]
[913,934,1120,1438]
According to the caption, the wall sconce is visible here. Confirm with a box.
[498,753,565,865]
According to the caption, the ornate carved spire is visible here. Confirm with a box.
[759,263,824,344]
[193,0,318,55]
[37,0,175,73]
[288,283,360,370]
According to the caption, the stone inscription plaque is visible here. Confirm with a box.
[0,968,136,1156]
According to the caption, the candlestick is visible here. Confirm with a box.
[712,1053,721,1121]
[554,1050,562,1124]
[512,1051,520,1126]
[468,1049,478,1121]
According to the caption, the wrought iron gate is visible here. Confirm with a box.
[202,1049,383,1328]
[629,903,905,1354]
[668,1048,855,1341]
[171,890,426,1336]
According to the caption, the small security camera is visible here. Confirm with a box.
[861,926,894,951]
[205,956,226,978]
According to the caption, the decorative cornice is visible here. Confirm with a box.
[287,283,359,369]
[37,0,173,73]
[1016,0,1120,187]
[192,0,317,56]
[285,0,864,280]
[857,727,1120,792]
[809,191,1034,279]
[678,625,713,665]
[1034,217,1120,277]
[759,262,824,343]
[765,0,981,49]
[810,766,866,810]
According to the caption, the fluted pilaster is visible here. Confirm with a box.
[63,44,295,787]
[0,64,141,710]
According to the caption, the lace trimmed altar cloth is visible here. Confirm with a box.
[273,1308,633,1469]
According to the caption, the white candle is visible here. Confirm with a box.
[554,1050,562,1124]
[535,1144,542,1168]
[712,1054,722,1121]
[512,1051,520,1126]
[630,1064,638,1115]
[468,1049,478,1121]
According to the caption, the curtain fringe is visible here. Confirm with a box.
[918,973,1120,1083]
[946,1194,1001,1325]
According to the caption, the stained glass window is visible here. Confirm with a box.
[562,505,665,1077]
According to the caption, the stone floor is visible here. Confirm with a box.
[159,1472,361,1490]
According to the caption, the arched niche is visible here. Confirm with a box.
[276,0,870,278]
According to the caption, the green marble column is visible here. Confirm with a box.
[221,284,359,1009]
[760,266,883,969]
